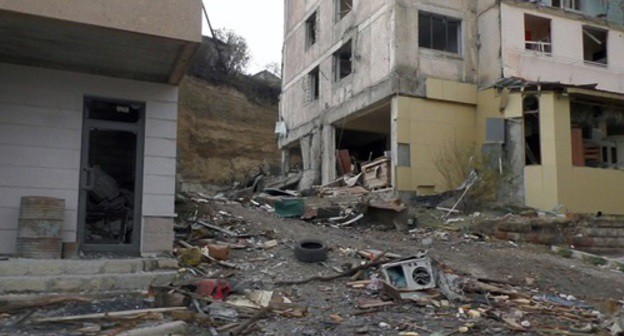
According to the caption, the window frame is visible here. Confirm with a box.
[305,10,318,50]
[308,67,320,101]
[418,11,462,54]
[333,40,353,82]
[335,0,353,22]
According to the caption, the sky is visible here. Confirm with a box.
[202,0,284,75]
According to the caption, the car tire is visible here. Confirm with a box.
[294,239,328,263]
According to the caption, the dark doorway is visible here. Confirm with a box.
[78,97,145,253]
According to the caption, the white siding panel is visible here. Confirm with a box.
[0,187,78,209]
[0,103,81,130]
[146,118,177,139]
[0,145,80,170]
[145,156,177,176]
[144,174,176,195]
[0,124,82,149]
[0,166,79,189]
[142,194,175,216]
[0,207,18,230]
[146,101,178,121]
[0,229,17,254]
[145,138,177,158]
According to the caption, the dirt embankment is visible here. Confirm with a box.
[177,76,281,185]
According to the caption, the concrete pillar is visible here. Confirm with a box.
[281,148,291,175]
[299,128,322,189]
[321,124,336,184]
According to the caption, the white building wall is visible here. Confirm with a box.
[501,4,624,94]
[0,63,178,255]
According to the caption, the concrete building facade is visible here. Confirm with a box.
[0,0,202,255]
[280,0,624,214]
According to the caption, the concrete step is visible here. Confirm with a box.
[0,258,178,277]
[0,271,177,295]
[580,227,624,238]
[569,236,624,248]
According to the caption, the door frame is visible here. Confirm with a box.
[77,96,145,254]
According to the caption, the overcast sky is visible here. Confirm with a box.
[202,0,284,75]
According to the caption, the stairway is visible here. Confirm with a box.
[570,220,624,255]
[0,258,178,296]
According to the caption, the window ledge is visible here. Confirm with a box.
[583,61,608,68]
[333,73,354,85]
[419,48,463,60]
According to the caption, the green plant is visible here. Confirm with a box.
[583,255,608,266]
[556,248,573,258]
[433,142,510,206]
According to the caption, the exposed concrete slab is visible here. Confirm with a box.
[0,258,176,277]
[0,271,177,294]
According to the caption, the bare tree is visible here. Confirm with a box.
[213,28,251,74]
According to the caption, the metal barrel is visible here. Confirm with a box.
[16,196,65,259]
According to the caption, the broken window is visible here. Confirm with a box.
[418,12,461,54]
[524,14,552,53]
[336,0,352,21]
[305,11,318,49]
[571,102,624,169]
[583,26,607,65]
[309,67,320,101]
[333,41,353,81]
[523,95,541,165]
[552,0,582,11]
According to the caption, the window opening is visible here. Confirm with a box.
[309,67,320,101]
[583,26,607,65]
[418,12,461,54]
[571,102,624,169]
[552,0,582,11]
[305,11,318,49]
[524,14,552,53]
[336,0,352,21]
[333,41,353,81]
[523,95,541,165]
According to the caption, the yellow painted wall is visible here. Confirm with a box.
[522,92,624,214]
[394,96,476,192]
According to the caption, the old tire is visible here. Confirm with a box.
[294,239,328,263]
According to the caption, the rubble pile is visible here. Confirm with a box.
[1,182,623,335]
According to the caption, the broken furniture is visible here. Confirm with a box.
[361,157,391,189]
[86,165,133,243]
[381,255,435,299]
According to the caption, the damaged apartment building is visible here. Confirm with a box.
[278,0,624,214]
[0,1,202,256]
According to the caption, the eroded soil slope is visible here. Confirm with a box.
[177,76,280,184]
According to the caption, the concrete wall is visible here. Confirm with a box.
[0,0,202,42]
[281,0,394,140]
[394,95,476,193]
[0,63,178,255]
[280,0,481,148]
[476,0,502,87]
[501,3,624,94]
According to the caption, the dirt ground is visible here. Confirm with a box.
[2,199,623,336]
[215,202,624,335]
